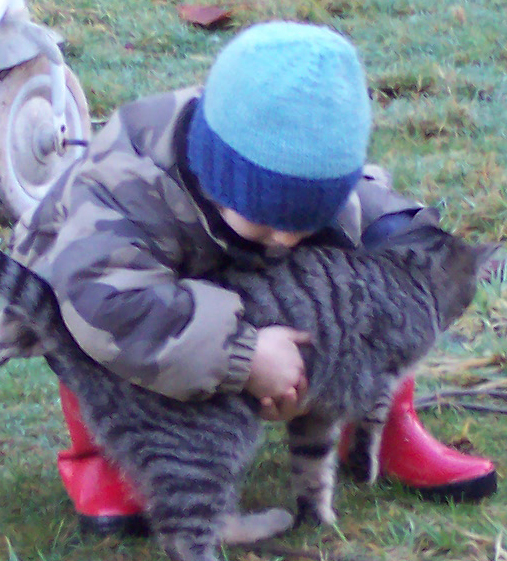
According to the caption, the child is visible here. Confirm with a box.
[10,21,496,536]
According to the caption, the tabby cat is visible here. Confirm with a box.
[0,214,496,561]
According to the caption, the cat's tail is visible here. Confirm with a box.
[0,249,61,364]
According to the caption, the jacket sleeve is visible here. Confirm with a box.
[16,93,257,402]
[50,203,257,401]
[326,164,424,247]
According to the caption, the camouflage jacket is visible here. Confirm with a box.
[10,86,421,401]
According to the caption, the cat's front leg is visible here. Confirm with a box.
[346,417,385,485]
[288,414,341,526]
[348,373,399,485]
[361,421,383,485]
[364,373,400,485]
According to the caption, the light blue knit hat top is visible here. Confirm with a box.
[187,21,372,231]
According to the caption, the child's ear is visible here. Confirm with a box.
[411,207,441,227]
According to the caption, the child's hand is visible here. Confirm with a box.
[245,326,312,421]
[257,378,309,421]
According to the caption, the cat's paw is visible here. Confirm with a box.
[221,508,294,544]
[295,497,337,527]
[160,534,219,561]
[261,508,294,535]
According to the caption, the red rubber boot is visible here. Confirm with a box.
[340,376,497,502]
[58,382,149,535]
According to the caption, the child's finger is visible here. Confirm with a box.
[287,329,314,345]
[259,397,282,421]
[282,386,298,402]
[260,396,274,407]
[296,374,308,396]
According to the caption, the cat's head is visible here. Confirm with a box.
[386,210,501,330]
[430,234,500,330]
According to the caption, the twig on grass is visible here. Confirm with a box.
[415,381,507,415]
[416,400,507,415]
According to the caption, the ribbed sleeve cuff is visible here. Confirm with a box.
[220,322,258,393]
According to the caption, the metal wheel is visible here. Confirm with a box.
[0,54,90,223]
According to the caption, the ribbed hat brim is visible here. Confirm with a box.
[187,98,362,231]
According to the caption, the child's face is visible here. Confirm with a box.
[219,207,313,248]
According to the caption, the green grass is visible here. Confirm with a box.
[33,0,507,239]
[1,0,507,559]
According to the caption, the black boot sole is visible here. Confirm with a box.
[341,426,498,503]
[341,463,498,503]
[79,513,151,537]
[413,469,497,503]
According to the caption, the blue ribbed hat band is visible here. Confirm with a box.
[188,98,362,231]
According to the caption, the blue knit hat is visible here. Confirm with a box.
[187,21,371,232]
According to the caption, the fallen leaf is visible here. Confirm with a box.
[448,436,474,454]
[177,4,232,27]
[450,5,467,24]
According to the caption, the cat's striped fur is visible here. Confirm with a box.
[0,219,495,561]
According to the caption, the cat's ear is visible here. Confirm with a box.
[410,207,441,227]
[473,243,504,277]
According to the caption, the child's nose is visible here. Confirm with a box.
[269,231,303,248]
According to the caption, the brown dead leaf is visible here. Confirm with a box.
[449,436,475,454]
[177,4,232,27]
[450,5,467,24]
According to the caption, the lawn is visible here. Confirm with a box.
[1,0,507,560]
